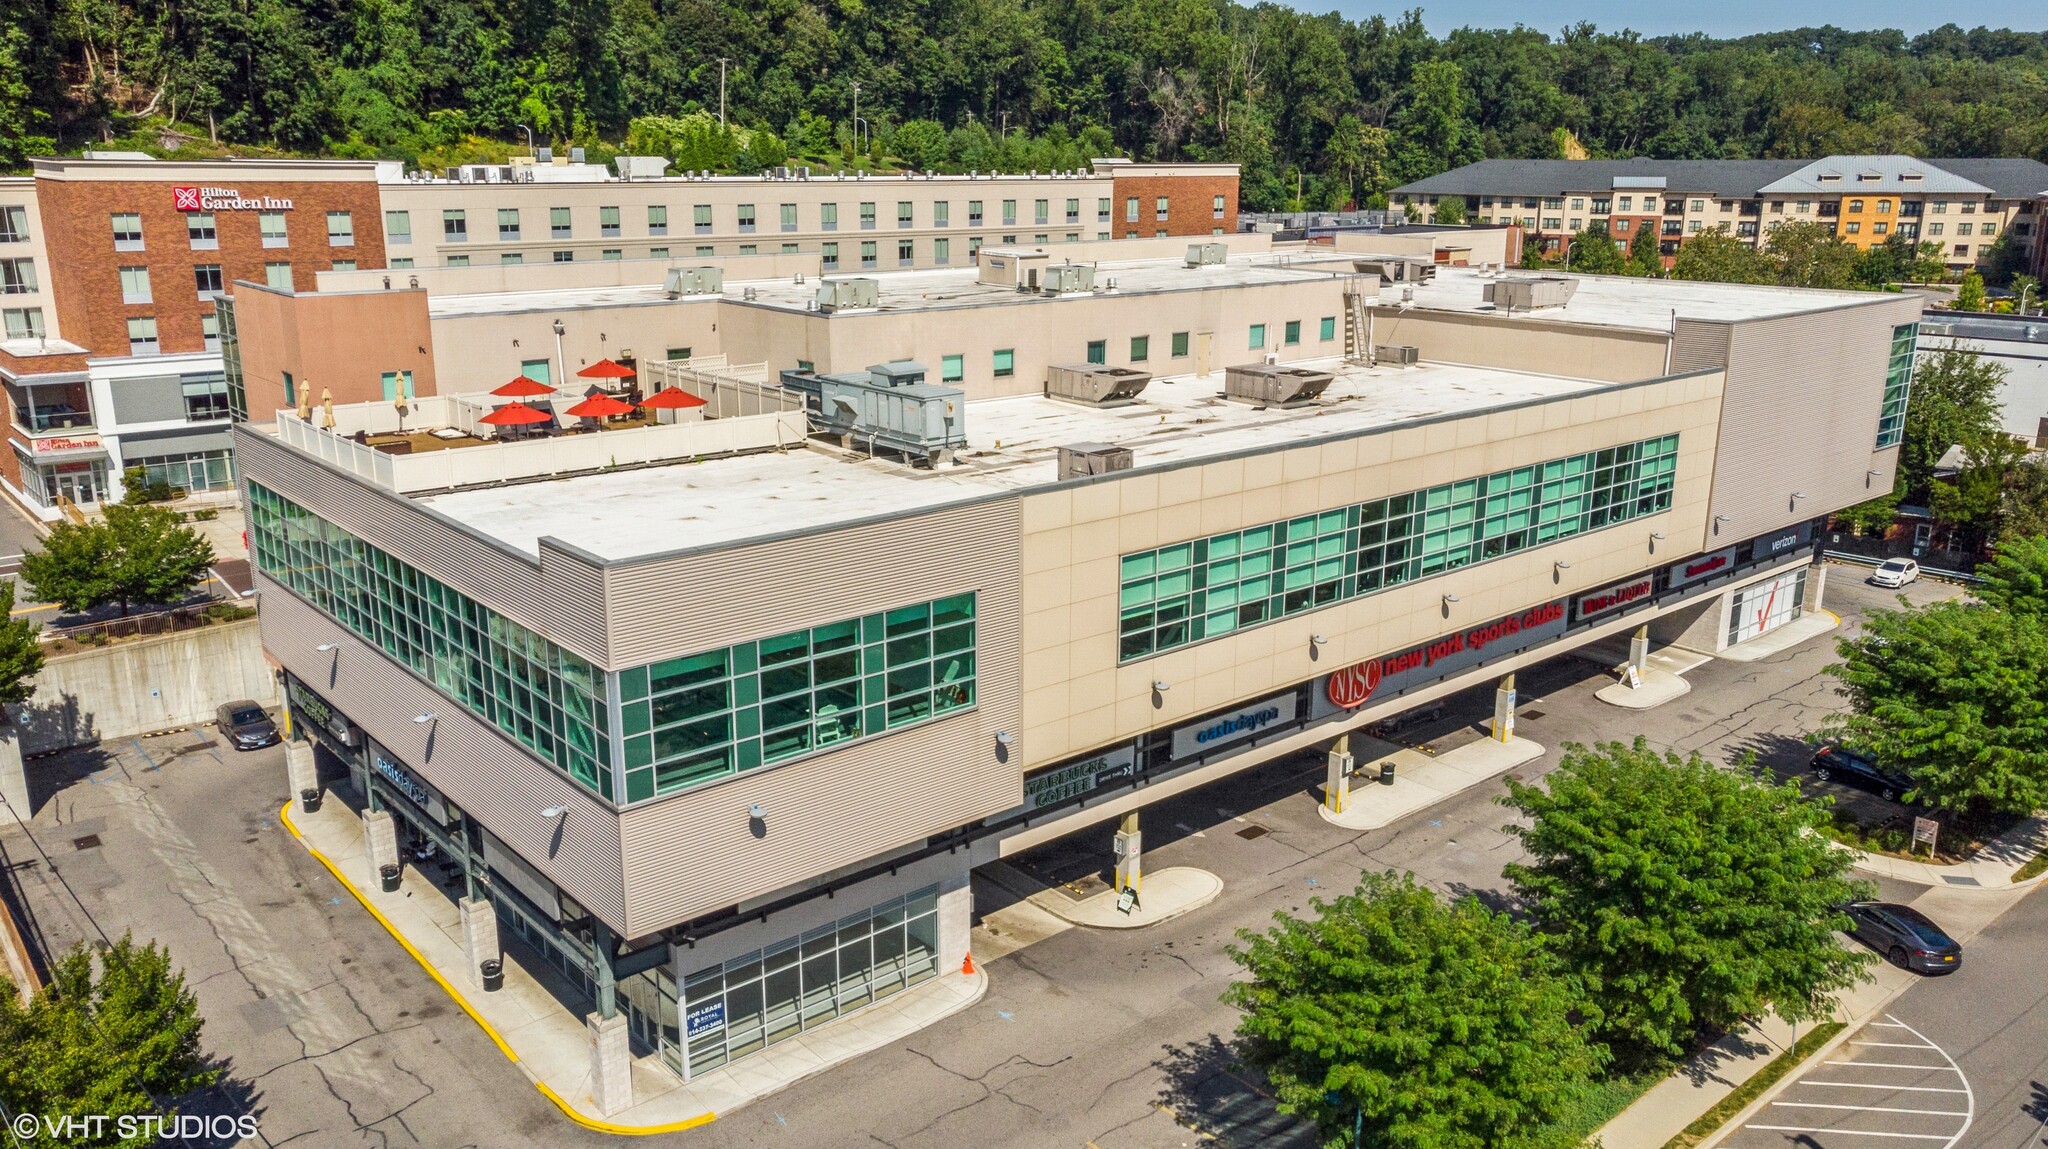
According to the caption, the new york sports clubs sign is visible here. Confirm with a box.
[1323,600,1568,712]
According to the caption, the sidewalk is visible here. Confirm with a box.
[980,862,1222,929]
[1848,812,2048,888]
[282,798,987,1134]
[1315,735,1546,832]
[1594,865,2036,1148]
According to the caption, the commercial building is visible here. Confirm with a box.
[0,152,1235,515]
[1917,310,2048,445]
[1393,155,2048,273]
[239,244,1918,1109]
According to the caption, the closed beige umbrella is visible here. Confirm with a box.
[320,388,336,430]
[295,382,313,421]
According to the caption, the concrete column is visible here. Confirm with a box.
[1626,625,1650,689]
[1491,673,1517,742]
[459,897,500,988]
[935,870,973,977]
[587,1011,633,1116]
[1803,563,1828,612]
[1324,733,1353,814]
[1113,810,1142,893]
[0,717,26,826]
[362,808,399,888]
[286,740,319,811]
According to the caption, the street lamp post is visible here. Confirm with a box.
[717,58,729,128]
[850,81,864,161]
[552,319,567,391]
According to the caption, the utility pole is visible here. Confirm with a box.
[851,80,862,161]
[717,58,729,128]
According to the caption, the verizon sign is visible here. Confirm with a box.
[173,185,293,212]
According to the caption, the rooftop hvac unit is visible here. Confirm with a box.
[569,146,586,163]
[1484,275,1578,312]
[614,155,671,181]
[1224,363,1336,408]
[815,277,881,311]
[1046,364,1152,407]
[536,146,553,163]
[1057,442,1135,480]
[1040,263,1096,294]
[663,266,724,297]
[1185,242,1228,267]
[814,366,965,467]
[1353,257,1436,284]
[1374,344,1420,366]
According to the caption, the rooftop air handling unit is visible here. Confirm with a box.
[663,267,724,297]
[1185,242,1228,267]
[1224,363,1336,408]
[1046,364,1152,407]
[811,361,966,466]
[815,277,881,311]
[1484,275,1578,312]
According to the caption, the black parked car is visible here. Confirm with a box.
[1840,901,1962,974]
[216,701,279,750]
[1809,743,1913,802]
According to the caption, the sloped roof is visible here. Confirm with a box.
[1393,158,1804,199]
[1926,158,2048,200]
[1760,155,1991,195]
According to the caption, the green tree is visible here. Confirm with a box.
[1898,342,2006,505]
[0,581,44,707]
[21,504,215,618]
[0,935,217,1148]
[1503,739,1871,1068]
[1930,430,2030,553]
[1976,535,2048,620]
[1829,598,2048,814]
[1623,219,1661,277]
[1564,226,1623,275]
[1765,220,1859,290]
[1999,460,2048,544]
[1432,196,1465,225]
[1951,271,1989,312]
[1225,870,1603,1149]
[1670,227,1770,284]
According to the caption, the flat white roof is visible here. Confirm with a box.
[417,355,1611,561]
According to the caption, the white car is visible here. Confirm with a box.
[1869,558,1920,588]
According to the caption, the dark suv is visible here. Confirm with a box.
[1809,743,1913,802]
[1840,901,1961,974]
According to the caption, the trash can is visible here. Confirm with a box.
[479,959,504,992]
[299,787,322,813]
[1379,759,1396,786]
[379,863,402,892]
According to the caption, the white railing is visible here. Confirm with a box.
[642,358,802,420]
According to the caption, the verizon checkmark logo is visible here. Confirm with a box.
[172,186,202,211]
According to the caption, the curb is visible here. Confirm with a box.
[279,801,717,1137]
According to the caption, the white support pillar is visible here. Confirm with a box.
[0,717,26,826]
[460,897,500,987]
[1324,733,1353,814]
[935,870,973,977]
[1627,625,1650,689]
[362,808,399,888]
[587,1011,633,1116]
[1491,673,1517,743]
[286,740,319,811]
[1803,562,1828,613]
[1113,810,1142,894]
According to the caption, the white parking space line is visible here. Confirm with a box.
[1732,1015,1974,1149]
[1797,1082,1969,1093]
[1849,1040,1939,1049]
[1770,1102,1971,1117]
[1742,1127,1951,1140]
[1824,1061,1957,1070]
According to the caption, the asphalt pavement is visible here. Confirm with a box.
[0,565,1994,1148]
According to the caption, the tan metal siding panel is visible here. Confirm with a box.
[1706,296,1921,536]
[1671,319,1731,374]
[237,429,611,664]
[259,577,627,927]
[613,500,1023,935]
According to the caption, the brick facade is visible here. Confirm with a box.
[1108,169,1238,239]
[35,176,386,360]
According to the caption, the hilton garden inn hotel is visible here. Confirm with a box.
[242,247,1918,1107]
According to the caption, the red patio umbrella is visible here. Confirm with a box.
[491,376,555,398]
[576,358,636,380]
[478,402,553,426]
[565,393,636,419]
[638,387,707,409]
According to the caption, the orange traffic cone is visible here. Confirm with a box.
[961,951,976,976]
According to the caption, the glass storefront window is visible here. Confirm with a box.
[1876,323,1915,449]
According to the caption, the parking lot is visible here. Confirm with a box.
[1723,1015,1973,1148]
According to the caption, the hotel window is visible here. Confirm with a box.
[1130,335,1149,362]
[201,313,220,351]
[738,244,757,255]
[1591,198,1610,214]
[1956,223,1973,237]
[1849,200,1864,213]
[501,252,523,265]
[993,348,1014,377]
[334,258,359,272]
[187,212,218,250]
[941,354,964,382]
[897,201,913,228]
[601,206,621,237]
[1319,316,1336,342]
[1569,218,1582,230]
[1171,331,1189,358]
[193,264,223,297]
[1284,320,1301,345]
[737,204,757,232]
[968,200,983,226]
[127,317,160,355]
[822,242,839,270]
[860,240,877,268]
[821,203,838,230]
[934,237,950,265]
[1249,323,1266,350]
[694,204,713,233]
[261,260,295,289]
[1687,220,1702,234]
[1929,222,1944,235]
[2,308,45,339]
[498,208,521,241]
[1931,202,1948,214]
[183,374,231,420]
[552,206,573,237]
[781,243,798,254]
[326,210,354,246]
[897,239,913,266]
[648,204,668,235]
[553,250,574,262]
[119,266,152,304]
[1877,201,1892,214]
[1213,194,1226,219]
[1690,199,1705,212]
[860,202,875,229]
[694,246,713,257]
[1846,222,1862,235]
[445,254,469,266]
[1569,198,1584,211]
[1981,223,1997,237]
[1002,200,1017,226]
[1125,197,1139,223]
[1087,340,1107,365]
[112,213,144,250]
[443,209,467,241]
[1796,201,1811,213]
[1543,217,1561,230]
[781,203,798,232]
[1065,198,1080,224]
[602,248,622,260]
[1953,243,1970,257]
[1099,198,1112,222]
[384,210,410,244]
[1769,202,1784,214]
[1641,197,1657,211]
[1155,196,1170,221]
[260,211,288,247]
[1874,222,1889,235]
[0,258,34,294]
[0,205,26,243]
[968,236,983,256]
[1960,202,1977,214]
[1617,196,1632,212]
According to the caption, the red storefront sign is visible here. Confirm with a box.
[1574,574,1654,621]
[1324,600,1567,710]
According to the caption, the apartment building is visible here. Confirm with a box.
[1394,155,2048,273]
[240,246,1918,1110]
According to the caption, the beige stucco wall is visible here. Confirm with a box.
[1009,369,1727,768]
[0,178,60,343]
[425,296,725,392]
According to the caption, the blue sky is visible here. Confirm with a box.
[1322,1,2047,38]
